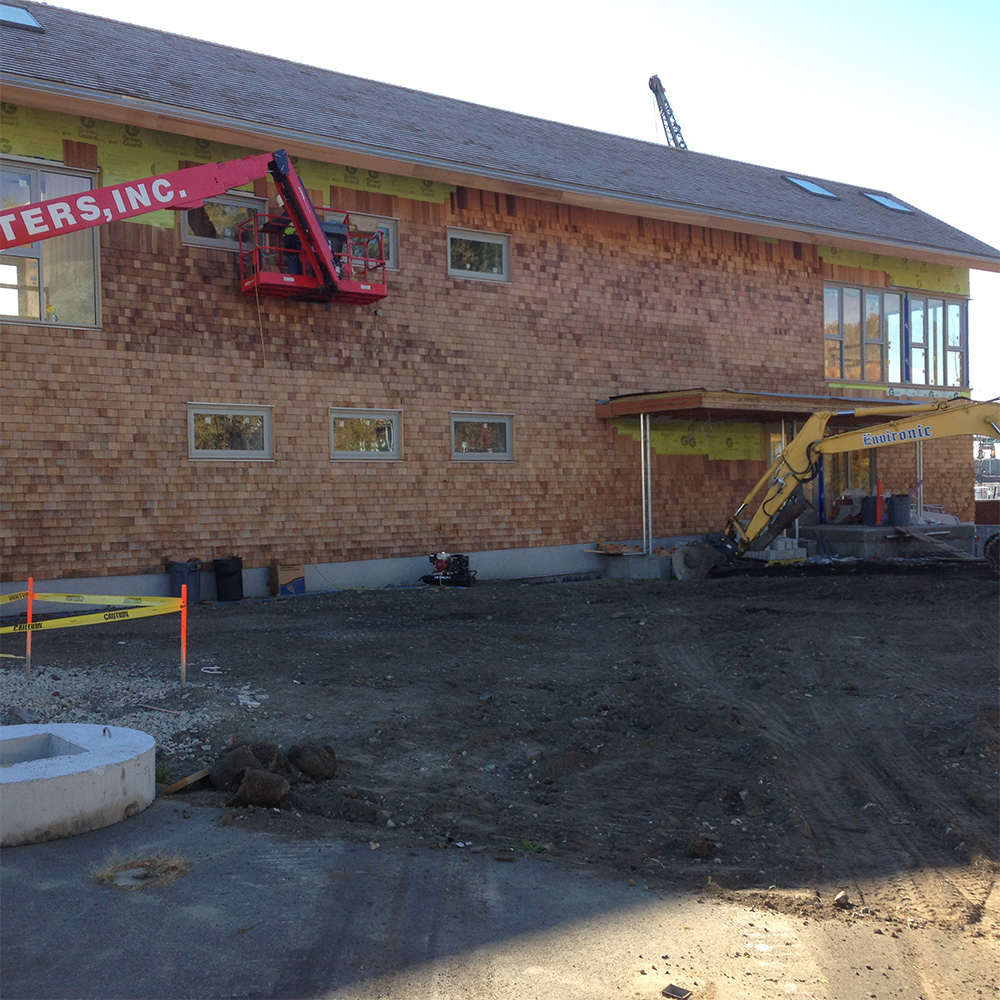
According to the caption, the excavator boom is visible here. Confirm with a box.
[673,396,1000,579]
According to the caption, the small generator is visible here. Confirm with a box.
[420,552,476,587]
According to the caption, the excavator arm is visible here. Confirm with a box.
[674,397,1000,578]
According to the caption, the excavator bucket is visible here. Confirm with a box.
[671,543,728,581]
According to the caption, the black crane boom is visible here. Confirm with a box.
[648,74,688,150]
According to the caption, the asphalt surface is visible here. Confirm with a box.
[1,798,995,999]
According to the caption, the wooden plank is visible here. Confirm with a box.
[163,767,211,794]
[891,527,975,560]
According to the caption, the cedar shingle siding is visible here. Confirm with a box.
[2,4,997,587]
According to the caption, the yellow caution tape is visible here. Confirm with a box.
[32,593,181,608]
[0,591,183,634]
[0,601,180,634]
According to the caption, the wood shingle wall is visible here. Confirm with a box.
[1,179,971,581]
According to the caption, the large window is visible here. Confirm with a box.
[452,413,513,460]
[330,408,401,460]
[0,159,98,325]
[824,283,965,388]
[448,228,509,282]
[183,194,265,250]
[188,404,273,460]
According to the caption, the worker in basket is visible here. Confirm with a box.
[279,219,345,279]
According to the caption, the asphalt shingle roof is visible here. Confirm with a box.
[4,2,998,268]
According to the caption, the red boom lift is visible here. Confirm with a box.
[0,149,387,305]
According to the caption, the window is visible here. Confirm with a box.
[863,192,912,213]
[452,413,513,460]
[330,408,401,460]
[350,214,398,269]
[0,4,43,30]
[784,176,837,198]
[188,404,273,460]
[448,228,509,282]
[0,159,98,325]
[824,283,965,388]
[910,295,966,387]
[182,194,265,250]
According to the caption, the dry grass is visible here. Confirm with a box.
[91,849,190,891]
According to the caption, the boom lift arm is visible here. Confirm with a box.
[676,397,1000,577]
[0,150,386,304]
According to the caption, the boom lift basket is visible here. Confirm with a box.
[238,211,388,305]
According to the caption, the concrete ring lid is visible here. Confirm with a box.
[1,723,156,847]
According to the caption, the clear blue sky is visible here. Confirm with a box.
[56,0,1000,399]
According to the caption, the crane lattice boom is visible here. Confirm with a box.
[648,74,687,150]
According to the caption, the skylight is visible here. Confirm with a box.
[863,192,913,213]
[784,176,837,198]
[0,3,43,30]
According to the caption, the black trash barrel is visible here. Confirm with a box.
[213,556,244,602]
[169,560,201,604]
[860,496,879,526]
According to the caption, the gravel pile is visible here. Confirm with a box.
[0,654,243,760]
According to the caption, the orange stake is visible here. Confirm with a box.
[180,583,188,688]
[25,576,34,678]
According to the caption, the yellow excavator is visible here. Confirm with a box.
[672,396,1000,579]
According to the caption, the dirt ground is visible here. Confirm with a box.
[5,562,999,994]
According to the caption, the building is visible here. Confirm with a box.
[3,2,999,596]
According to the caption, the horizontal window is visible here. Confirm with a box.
[330,408,401,460]
[350,214,398,270]
[183,194,265,250]
[448,228,509,282]
[188,404,273,460]
[824,283,966,388]
[452,413,513,461]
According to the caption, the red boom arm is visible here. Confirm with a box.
[0,153,275,251]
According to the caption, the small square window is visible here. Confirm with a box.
[350,214,398,270]
[330,408,401,460]
[448,228,509,282]
[183,194,265,250]
[452,413,513,460]
[188,404,273,460]
[862,192,912,213]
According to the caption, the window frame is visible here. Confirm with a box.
[0,155,99,327]
[451,412,514,461]
[447,228,510,282]
[349,214,398,270]
[824,282,966,389]
[329,407,402,461]
[187,403,274,461]
[181,192,266,251]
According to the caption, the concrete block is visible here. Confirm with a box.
[0,724,155,847]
